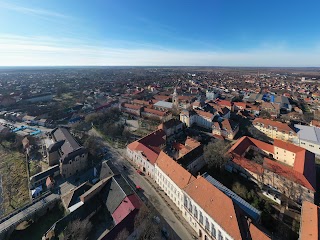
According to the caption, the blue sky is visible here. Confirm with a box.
[0,0,320,66]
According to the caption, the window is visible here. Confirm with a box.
[194,206,198,218]
[205,218,210,230]
[188,202,192,213]
[211,224,216,238]
[199,212,203,225]
[218,230,223,240]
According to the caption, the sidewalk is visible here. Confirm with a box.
[144,175,197,238]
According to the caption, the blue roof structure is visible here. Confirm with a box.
[203,173,261,221]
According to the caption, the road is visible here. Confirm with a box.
[89,128,195,240]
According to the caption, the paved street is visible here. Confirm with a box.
[89,128,196,240]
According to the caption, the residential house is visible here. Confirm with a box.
[47,128,88,178]
[173,137,206,174]
[260,102,280,117]
[206,90,219,101]
[212,119,239,140]
[126,129,166,177]
[180,109,214,129]
[29,165,60,189]
[215,99,233,111]
[233,102,247,111]
[253,118,297,142]
[206,103,231,119]
[157,118,184,137]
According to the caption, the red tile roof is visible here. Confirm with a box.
[112,194,141,224]
[143,107,168,116]
[232,156,264,175]
[122,103,142,110]
[273,139,304,153]
[299,201,319,240]
[194,109,214,119]
[253,118,296,135]
[127,129,166,165]
[156,151,195,189]
[216,99,233,108]
[228,136,274,157]
[263,158,315,191]
[184,176,269,240]
[229,137,316,191]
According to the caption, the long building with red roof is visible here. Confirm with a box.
[183,175,270,240]
[253,118,297,142]
[228,136,316,203]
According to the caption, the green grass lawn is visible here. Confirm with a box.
[0,146,30,216]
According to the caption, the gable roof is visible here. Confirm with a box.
[156,151,195,189]
[229,136,316,191]
[299,201,319,240]
[184,176,268,240]
[253,118,296,135]
[127,129,166,164]
[194,109,214,119]
[228,136,274,157]
[263,158,315,191]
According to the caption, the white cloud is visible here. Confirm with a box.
[0,35,319,67]
[0,1,71,20]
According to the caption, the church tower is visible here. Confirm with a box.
[173,87,179,108]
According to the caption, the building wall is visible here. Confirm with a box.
[185,156,206,175]
[298,139,320,156]
[183,193,233,240]
[126,147,155,177]
[274,146,295,166]
[60,152,88,178]
[212,126,239,140]
[48,151,60,166]
[194,115,213,129]
[254,124,297,142]
[164,122,184,136]
[180,113,196,127]
[154,166,184,212]
[263,170,314,203]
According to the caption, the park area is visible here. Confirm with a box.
[0,145,30,217]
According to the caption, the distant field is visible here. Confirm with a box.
[0,146,30,217]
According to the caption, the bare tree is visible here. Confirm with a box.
[203,140,229,170]
[64,218,93,240]
[134,203,161,240]
[115,228,130,240]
